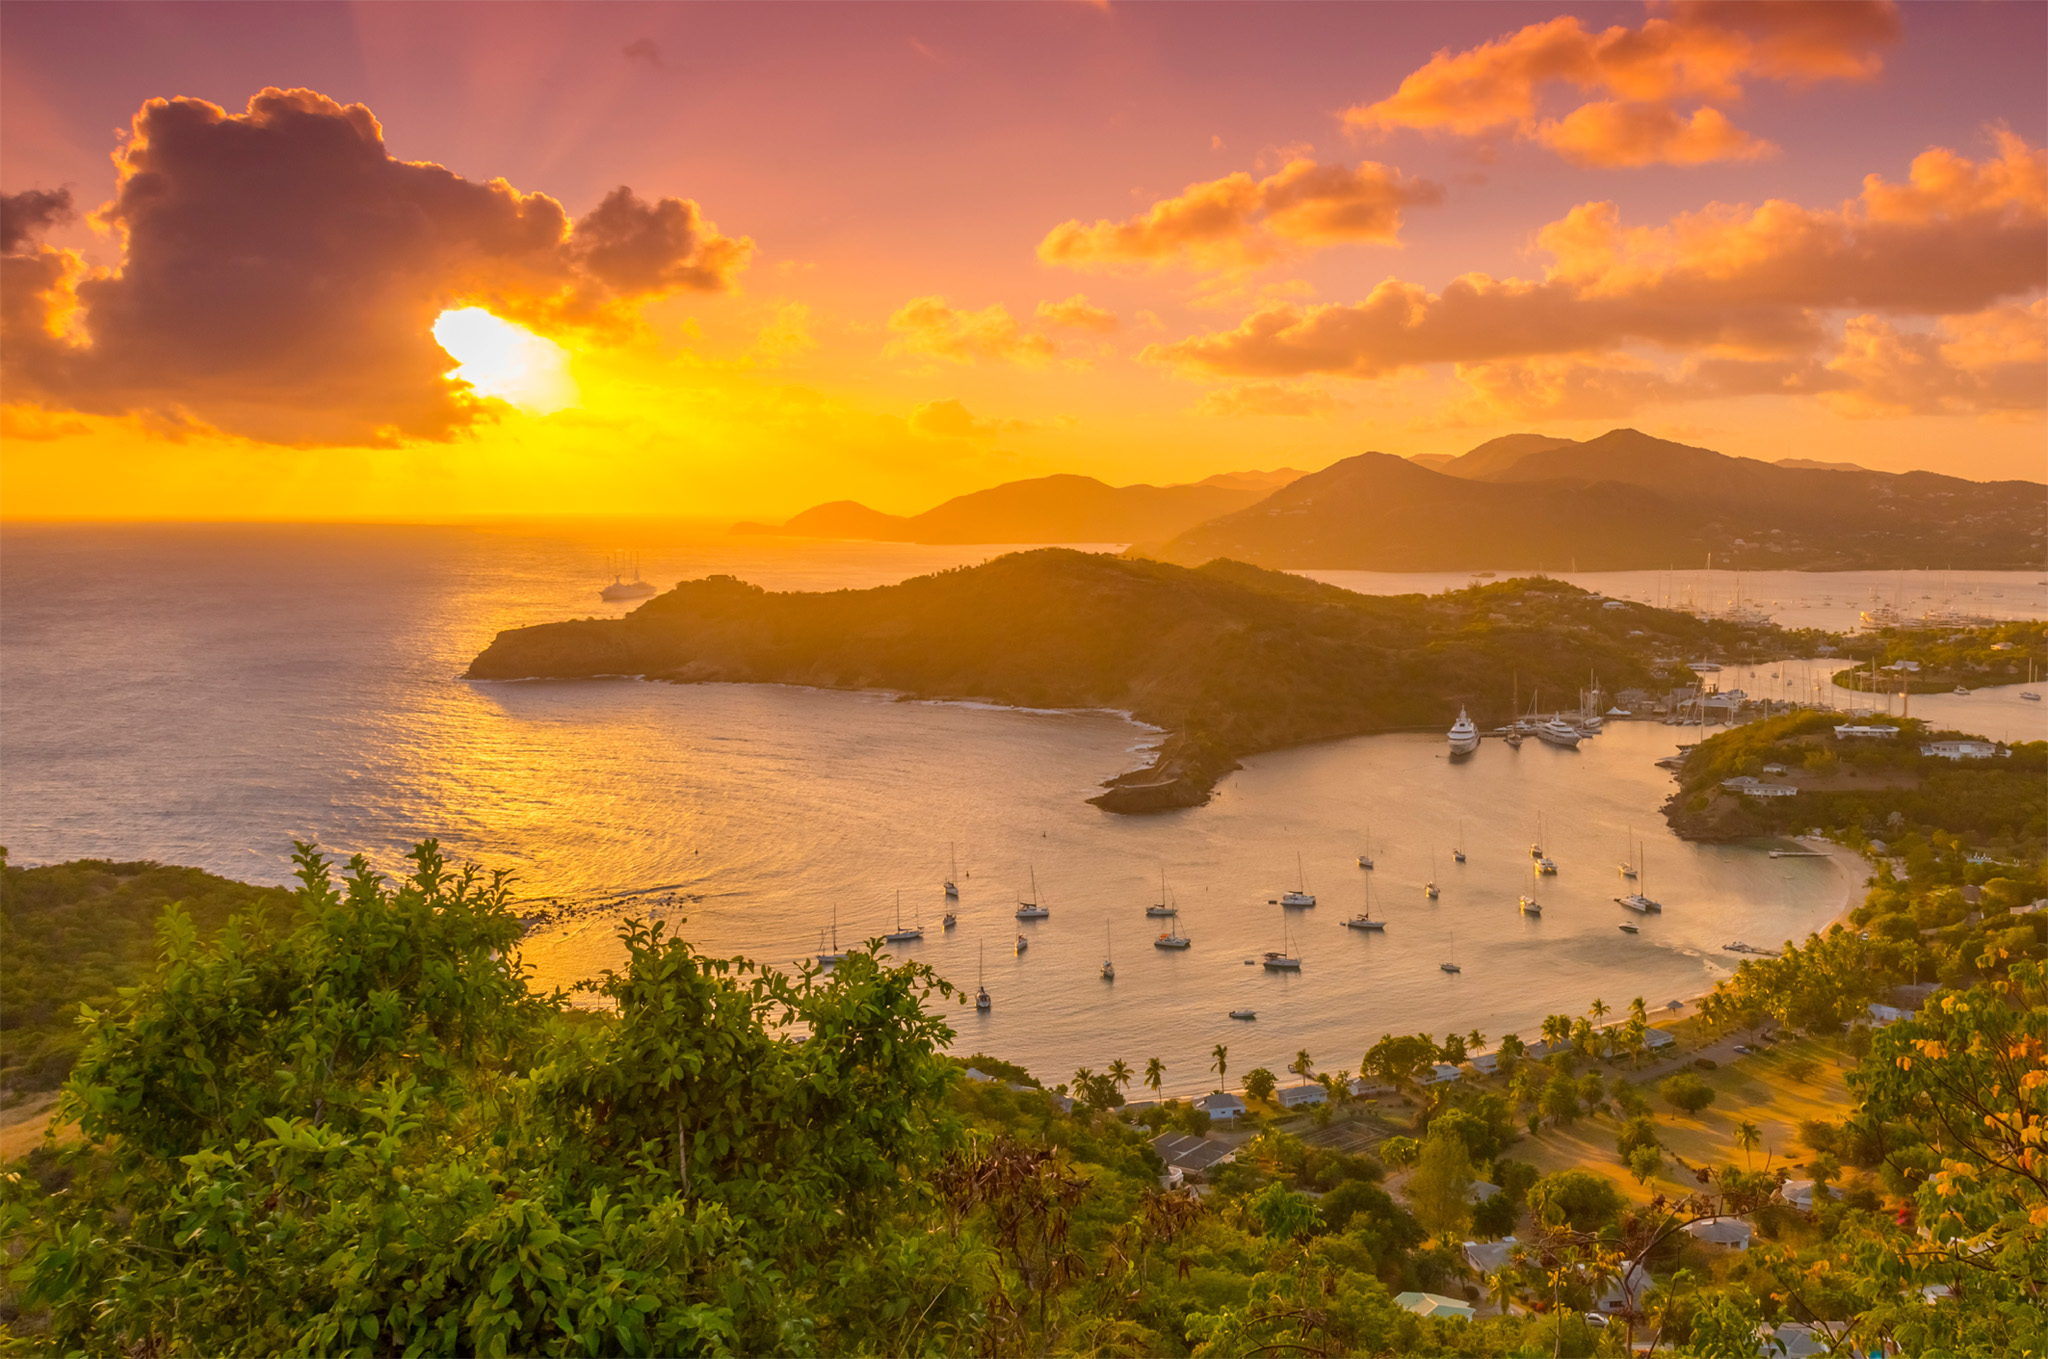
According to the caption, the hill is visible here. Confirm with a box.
[732,469,1304,545]
[467,549,1805,811]
[1154,429,2043,570]
[0,855,286,1100]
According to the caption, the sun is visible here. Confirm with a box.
[433,307,578,414]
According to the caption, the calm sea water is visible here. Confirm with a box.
[4,525,2042,1097]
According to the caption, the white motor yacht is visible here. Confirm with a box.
[1535,717,1582,748]
[1447,707,1479,755]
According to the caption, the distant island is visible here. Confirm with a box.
[731,468,1305,545]
[468,550,1808,811]
[1151,429,2044,571]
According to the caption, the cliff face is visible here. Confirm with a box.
[470,550,1806,810]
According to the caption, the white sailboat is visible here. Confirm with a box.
[1345,878,1385,931]
[884,890,924,943]
[598,553,658,602]
[1358,825,1375,871]
[1440,931,1461,974]
[1147,868,1177,916]
[1447,706,1479,755]
[1101,923,1115,981]
[1424,850,1440,899]
[817,904,847,966]
[1262,908,1302,970]
[1452,820,1466,864]
[1154,910,1192,949]
[1618,828,1638,878]
[976,944,991,1010]
[945,842,960,899]
[1615,855,1663,913]
[1016,867,1050,919]
[1519,894,1543,916]
[1279,853,1316,907]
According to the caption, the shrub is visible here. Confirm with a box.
[1528,1169,1627,1232]
[1616,1115,1660,1162]
[1662,1071,1717,1116]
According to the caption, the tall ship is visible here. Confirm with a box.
[599,553,658,602]
[1446,707,1479,755]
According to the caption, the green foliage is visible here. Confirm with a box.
[1406,1126,1474,1242]
[1660,1070,1718,1116]
[1527,1169,1626,1233]
[0,852,285,1097]
[1241,1066,1277,1102]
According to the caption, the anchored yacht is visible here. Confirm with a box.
[1447,707,1479,755]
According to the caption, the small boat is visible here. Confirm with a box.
[1504,731,1523,748]
[1279,853,1316,907]
[1229,1009,1257,1021]
[1619,828,1638,878]
[1154,917,1192,949]
[817,906,847,966]
[945,842,960,899]
[1447,706,1479,755]
[1535,856,1558,875]
[1452,821,1466,865]
[1015,933,1028,952]
[1440,931,1461,973]
[976,944,991,1010]
[1519,895,1543,915]
[2025,692,2042,702]
[1617,923,1639,934]
[1102,924,1115,981]
[1147,868,1177,916]
[884,890,924,943]
[1953,685,1970,696]
[942,912,957,929]
[1615,856,1662,912]
[1262,908,1302,970]
[1344,913,1385,931]
[1016,866,1050,919]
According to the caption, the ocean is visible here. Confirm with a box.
[4,523,2042,1097]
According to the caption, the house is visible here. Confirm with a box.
[1867,1002,1912,1024]
[1120,1099,1160,1116]
[1761,762,1788,775]
[1778,1179,1841,1211]
[1888,982,1942,1012]
[1151,1132,1236,1174]
[1393,1292,1475,1322]
[1767,1321,1849,1358]
[1722,775,1798,798]
[1468,1180,1502,1205]
[964,1067,996,1083]
[1348,1077,1395,1098]
[1277,1083,1327,1109]
[1834,724,1899,740]
[1682,1216,1752,1251]
[1593,1262,1652,1314]
[1645,1027,1677,1051]
[1462,1236,1518,1273]
[1422,1062,1463,1084]
[1602,600,1628,610]
[1921,739,2006,760]
[1468,1052,1500,1076]
[1195,1091,1246,1123]
[1883,660,1922,673]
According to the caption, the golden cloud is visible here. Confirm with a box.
[1034,294,1121,332]
[1148,132,2047,386]
[908,398,1030,439]
[886,296,1057,365]
[1037,159,1441,272]
[0,88,752,446]
[1191,382,1346,418]
[1345,2,1898,168]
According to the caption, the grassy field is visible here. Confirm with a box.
[1517,1036,1857,1200]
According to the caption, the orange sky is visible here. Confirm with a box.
[2,1,2043,521]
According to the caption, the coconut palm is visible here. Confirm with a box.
[1467,1028,1486,1055]
[1290,1049,1315,1082]
[1629,995,1648,1027]
[1144,1056,1165,1097]
[1211,1043,1229,1091]
[1107,1058,1133,1092]
[1736,1120,1762,1170]
[1589,997,1612,1023]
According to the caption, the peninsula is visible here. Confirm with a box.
[467,550,1805,811]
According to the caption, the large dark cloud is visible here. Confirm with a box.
[1,88,752,445]
[0,187,74,253]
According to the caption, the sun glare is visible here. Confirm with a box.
[433,307,577,414]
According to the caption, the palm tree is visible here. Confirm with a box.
[1736,1120,1762,1170]
[1467,1028,1486,1055]
[1073,1065,1094,1095]
[1107,1058,1133,1092]
[1629,995,1648,1028]
[1144,1056,1165,1097]
[1291,1049,1315,1083]
[1211,1043,1229,1091]
[1540,1014,1568,1049]
[1589,997,1612,1024]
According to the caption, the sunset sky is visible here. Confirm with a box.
[2,0,2043,521]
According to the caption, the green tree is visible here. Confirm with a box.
[1290,1048,1315,1083]
[1627,1145,1664,1185]
[1406,1125,1474,1243]
[1660,1070,1718,1117]
[1143,1055,1164,1097]
[1735,1120,1762,1170]
[1243,1066,1278,1102]
[1248,1181,1320,1243]
[1211,1042,1229,1090]
[1527,1169,1627,1233]
[1106,1057,1133,1093]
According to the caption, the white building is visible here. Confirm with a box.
[1682,1216,1752,1251]
[1462,1236,1518,1273]
[1394,1291,1475,1322]
[1921,740,2006,760]
[1278,1083,1328,1108]
[1422,1062,1464,1084]
[1722,776,1798,798]
[1834,724,1899,740]
[1195,1091,1246,1122]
